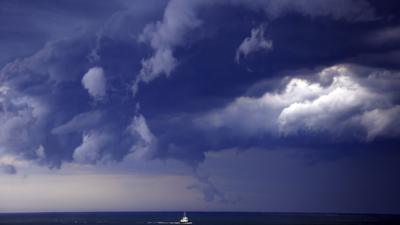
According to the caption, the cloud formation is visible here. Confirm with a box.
[0,35,137,169]
[82,67,107,100]
[235,25,273,63]
[133,0,376,96]
[199,64,399,141]
[0,85,49,159]
[134,0,203,96]
[132,49,177,96]
[73,131,112,164]
[0,0,388,174]
[360,106,400,141]
[0,1,399,210]
[127,114,157,160]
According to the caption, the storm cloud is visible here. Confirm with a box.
[132,0,377,96]
[0,0,394,171]
[0,0,400,211]
[198,64,400,141]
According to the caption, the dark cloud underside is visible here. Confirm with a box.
[0,0,400,213]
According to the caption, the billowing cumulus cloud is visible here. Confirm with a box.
[235,25,272,63]
[1,0,400,212]
[73,131,112,164]
[0,0,390,173]
[139,49,177,83]
[360,106,400,141]
[0,35,137,169]
[0,85,49,159]
[133,0,203,96]
[127,114,157,160]
[81,67,107,100]
[0,36,94,168]
[132,49,177,96]
[277,75,379,136]
[198,65,400,141]
[0,0,386,172]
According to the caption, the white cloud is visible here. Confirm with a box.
[138,0,202,50]
[0,86,48,155]
[0,84,52,171]
[73,131,111,164]
[198,64,400,141]
[360,106,400,141]
[81,67,107,100]
[127,114,157,160]
[235,25,273,63]
[278,75,380,135]
[134,0,203,96]
[139,48,177,83]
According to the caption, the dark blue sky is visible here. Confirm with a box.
[0,0,400,213]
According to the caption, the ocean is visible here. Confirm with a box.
[0,212,399,225]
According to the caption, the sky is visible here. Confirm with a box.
[0,0,400,214]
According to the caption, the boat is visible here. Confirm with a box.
[179,212,192,224]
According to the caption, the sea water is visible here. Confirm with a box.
[0,212,399,225]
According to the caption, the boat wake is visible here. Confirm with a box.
[147,222,182,224]
[147,212,192,224]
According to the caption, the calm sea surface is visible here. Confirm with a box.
[0,212,399,225]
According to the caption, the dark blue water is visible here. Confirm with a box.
[0,212,399,225]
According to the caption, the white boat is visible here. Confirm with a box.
[179,212,192,224]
